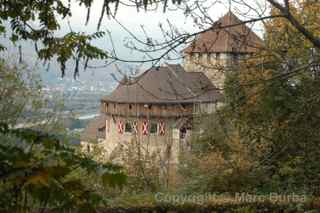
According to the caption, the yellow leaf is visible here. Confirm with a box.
[25,171,49,187]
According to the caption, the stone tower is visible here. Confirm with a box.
[183,11,263,89]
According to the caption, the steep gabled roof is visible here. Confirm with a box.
[102,64,222,104]
[184,11,263,54]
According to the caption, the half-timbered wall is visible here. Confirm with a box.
[101,102,194,118]
[93,100,219,167]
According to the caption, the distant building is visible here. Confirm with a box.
[81,64,222,166]
[183,11,263,89]
[81,11,262,182]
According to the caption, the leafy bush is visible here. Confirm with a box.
[0,62,126,212]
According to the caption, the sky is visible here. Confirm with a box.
[64,0,264,58]
[1,0,267,83]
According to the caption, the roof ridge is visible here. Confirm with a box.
[102,65,222,104]
[183,11,263,54]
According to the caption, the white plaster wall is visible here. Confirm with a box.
[102,115,182,165]
[183,53,236,89]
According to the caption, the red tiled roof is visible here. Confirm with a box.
[184,12,263,54]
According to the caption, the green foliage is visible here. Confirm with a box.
[221,4,320,195]
[0,61,126,212]
[0,123,126,212]
[0,125,125,211]
[93,193,316,213]
[114,138,163,193]
[226,71,320,194]
[37,31,108,77]
[0,60,42,125]
[177,2,320,197]
[0,0,110,77]
[178,113,258,194]
[0,0,182,77]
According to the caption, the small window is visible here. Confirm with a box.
[233,53,239,60]
[129,104,132,109]
[150,123,158,134]
[207,53,211,62]
[180,128,187,139]
[87,144,91,153]
[148,105,152,110]
[216,53,220,60]
[125,122,132,133]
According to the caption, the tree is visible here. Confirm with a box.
[222,1,320,195]
[0,61,42,125]
[0,62,126,212]
[2,0,320,203]
[0,1,320,77]
[171,0,320,196]
[176,112,259,194]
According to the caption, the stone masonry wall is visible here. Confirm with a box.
[183,53,230,89]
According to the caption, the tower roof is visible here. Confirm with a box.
[184,11,263,54]
[102,64,222,104]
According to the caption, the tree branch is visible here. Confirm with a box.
[267,0,320,49]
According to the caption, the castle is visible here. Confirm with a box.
[81,64,222,164]
[81,12,262,176]
[183,11,262,88]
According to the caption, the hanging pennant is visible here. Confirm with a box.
[159,120,165,136]
[142,120,149,135]
[117,120,124,134]
[132,121,138,134]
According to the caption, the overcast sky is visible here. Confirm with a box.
[1,0,266,82]
[64,0,264,58]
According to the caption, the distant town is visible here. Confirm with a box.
[36,78,115,132]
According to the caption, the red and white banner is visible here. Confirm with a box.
[132,121,138,134]
[142,120,149,135]
[159,121,165,135]
[117,120,124,134]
